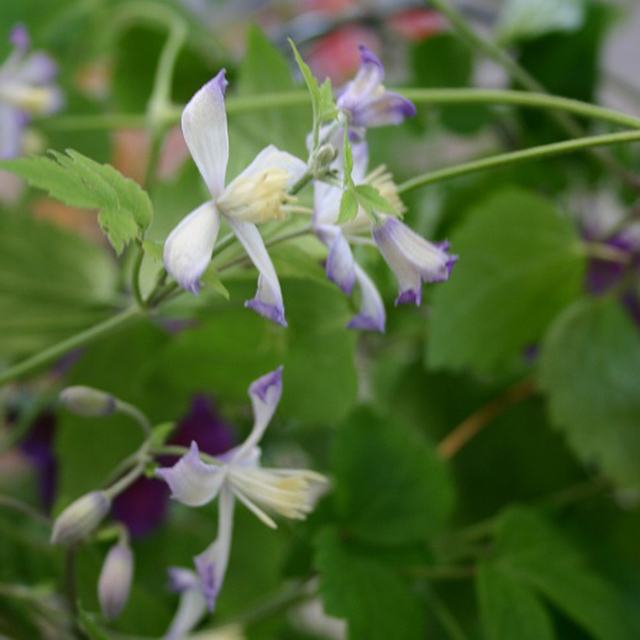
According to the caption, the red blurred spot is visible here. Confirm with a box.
[389,9,448,42]
[307,27,380,85]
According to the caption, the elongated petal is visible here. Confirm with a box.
[347,263,386,332]
[156,442,225,507]
[372,217,457,306]
[337,45,384,111]
[164,201,221,294]
[227,145,307,188]
[194,487,235,611]
[316,224,356,294]
[227,219,287,326]
[182,70,229,197]
[313,180,341,226]
[164,571,208,640]
[351,91,416,128]
[16,52,58,84]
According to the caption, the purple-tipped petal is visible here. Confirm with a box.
[193,488,235,611]
[182,70,229,198]
[227,219,287,326]
[337,45,385,112]
[351,91,416,128]
[372,217,456,306]
[316,225,356,294]
[347,264,386,332]
[155,442,224,507]
[163,570,207,640]
[163,200,221,294]
[230,367,284,462]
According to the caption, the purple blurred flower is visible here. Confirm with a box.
[0,25,63,159]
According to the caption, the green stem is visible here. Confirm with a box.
[131,245,146,309]
[425,588,470,640]
[425,0,640,189]
[0,494,50,526]
[43,88,640,132]
[289,171,314,196]
[0,306,143,387]
[115,400,152,436]
[103,460,147,500]
[397,129,640,194]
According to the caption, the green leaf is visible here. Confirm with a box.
[78,605,112,640]
[318,78,337,122]
[338,188,358,224]
[354,184,396,216]
[227,29,310,178]
[331,407,454,545]
[496,0,585,45]
[149,422,176,447]
[200,267,230,299]
[477,562,555,640]
[0,210,117,359]
[1,150,152,254]
[315,528,424,640]
[289,38,320,116]
[538,298,640,488]
[153,278,358,427]
[141,239,164,263]
[428,188,584,374]
[493,508,639,640]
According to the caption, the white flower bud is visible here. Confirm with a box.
[98,543,134,620]
[50,491,111,545]
[60,386,116,417]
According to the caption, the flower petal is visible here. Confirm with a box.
[337,45,384,111]
[0,105,25,159]
[163,573,208,640]
[227,219,287,326]
[352,91,417,128]
[182,70,229,197]
[156,442,225,507]
[347,263,386,332]
[194,487,235,611]
[16,52,58,84]
[163,201,221,294]
[372,217,457,306]
[316,224,356,294]
[313,179,342,226]
[230,366,283,463]
[226,144,307,189]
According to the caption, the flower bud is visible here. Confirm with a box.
[60,386,116,417]
[98,543,134,620]
[311,144,337,175]
[51,491,111,545]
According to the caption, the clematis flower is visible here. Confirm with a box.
[163,71,307,326]
[0,25,63,159]
[157,367,326,612]
[336,45,416,133]
[313,137,456,325]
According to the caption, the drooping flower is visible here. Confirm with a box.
[0,25,63,159]
[157,367,326,611]
[163,71,307,326]
[336,45,416,133]
[313,136,456,325]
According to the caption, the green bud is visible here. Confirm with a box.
[60,386,116,417]
[50,491,111,545]
[311,144,337,177]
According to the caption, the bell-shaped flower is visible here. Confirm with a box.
[313,136,456,322]
[0,25,63,159]
[157,367,326,611]
[163,71,307,326]
[336,45,416,132]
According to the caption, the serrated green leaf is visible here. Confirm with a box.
[331,407,454,545]
[428,188,584,374]
[354,184,396,216]
[1,150,152,254]
[538,298,640,488]
[338,188,358,224]
[493,508,639,640]
[477,562,555,640]
[315,527,424,640]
